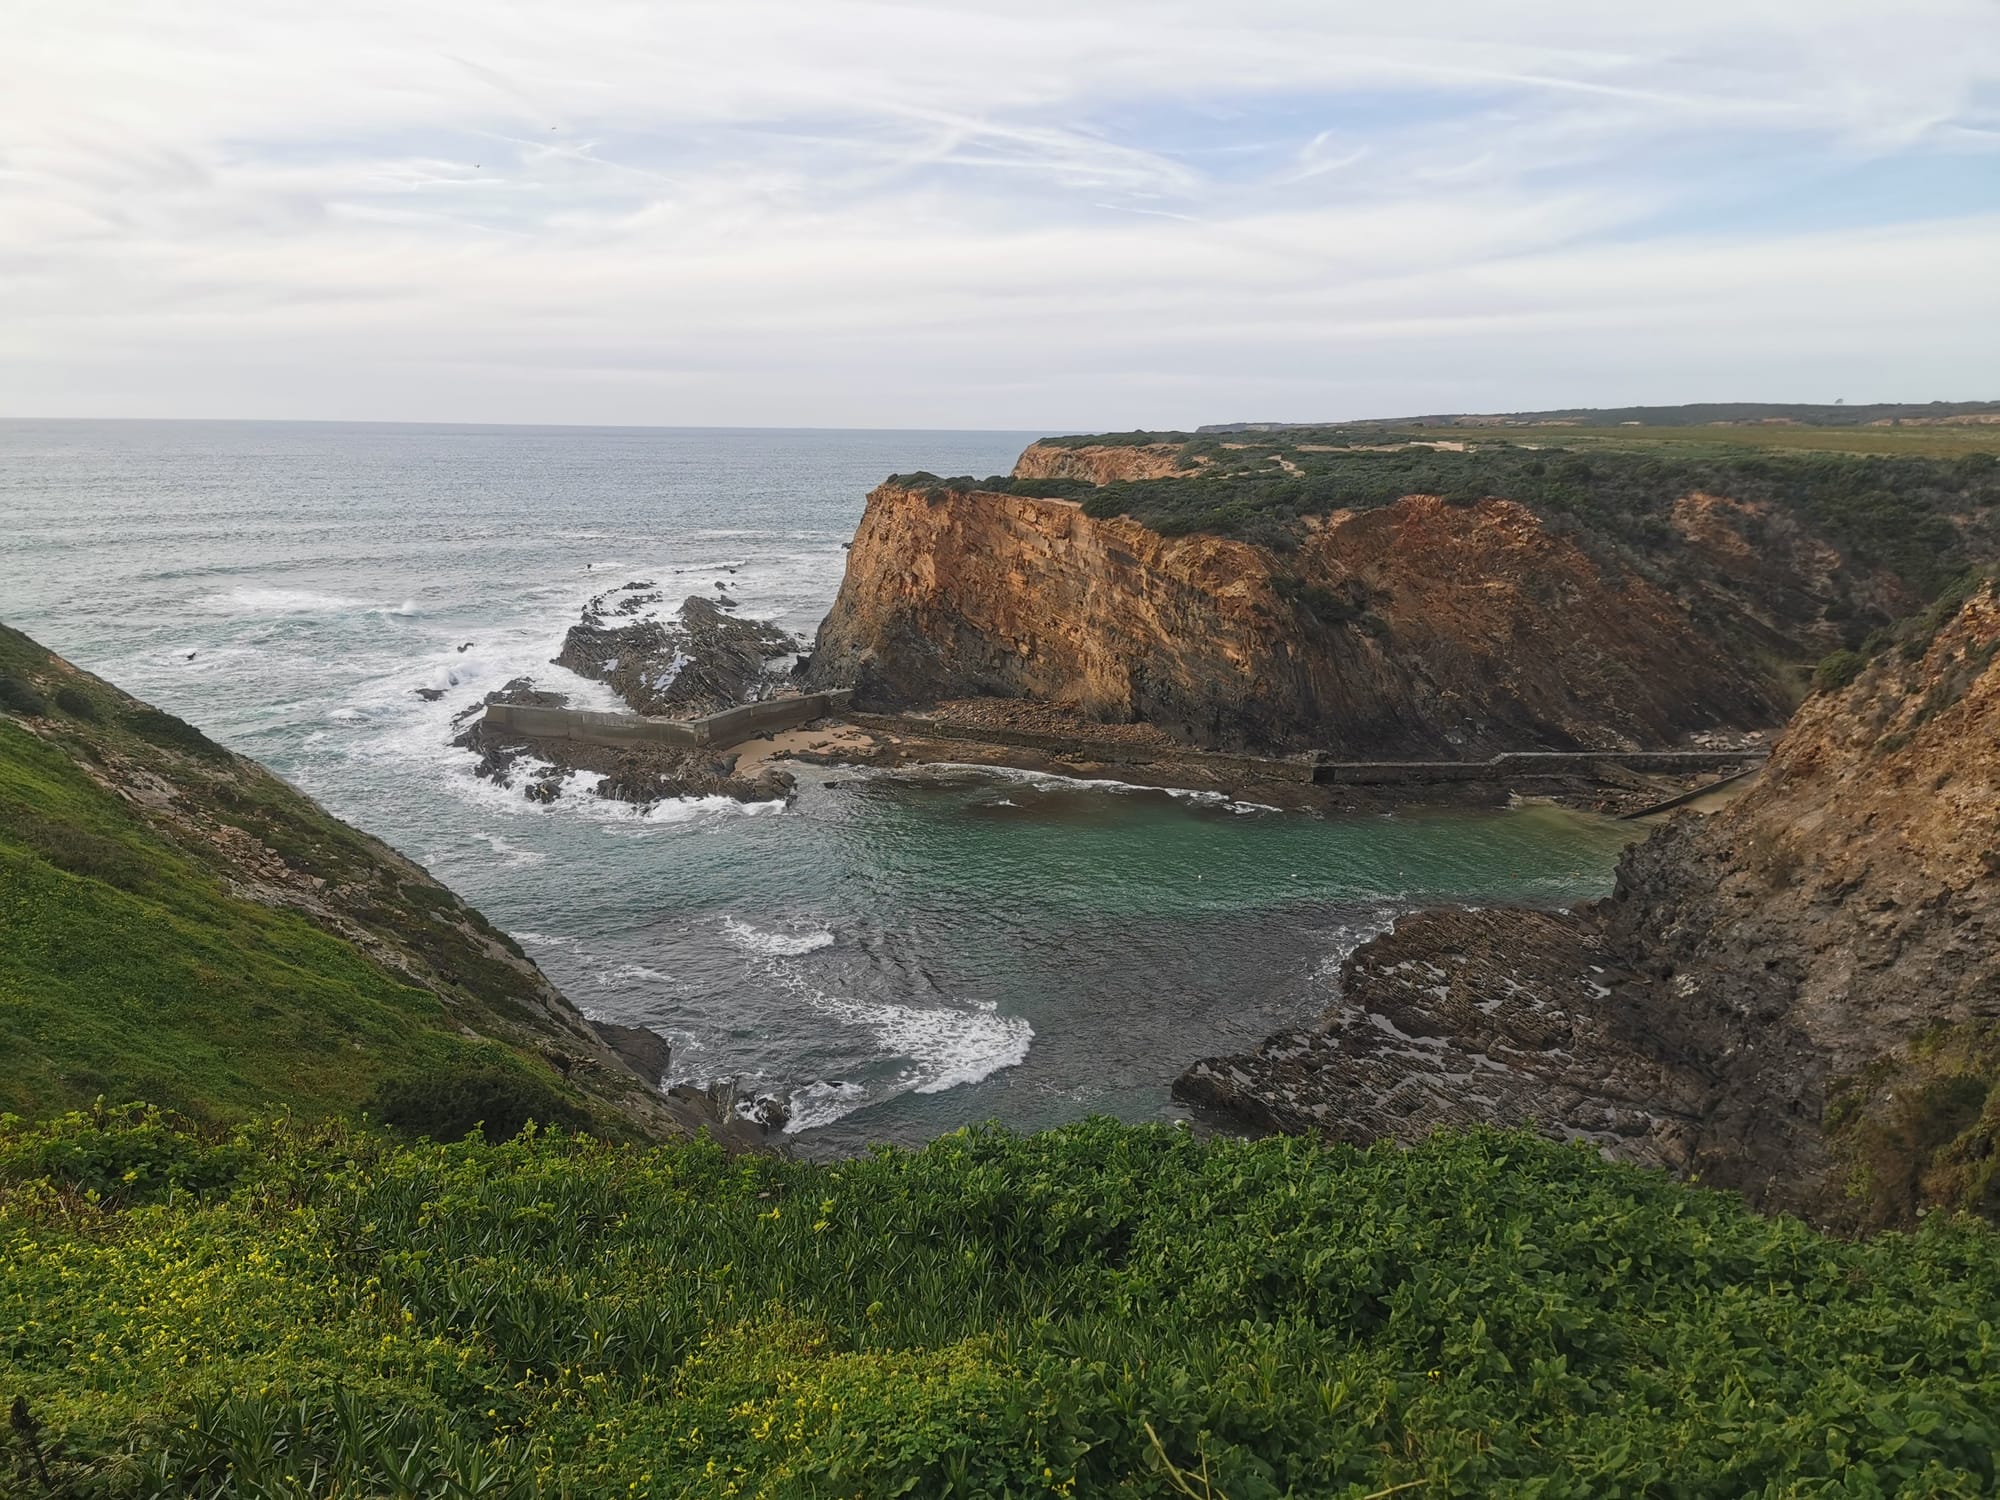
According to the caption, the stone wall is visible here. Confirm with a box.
[484,690,852,750]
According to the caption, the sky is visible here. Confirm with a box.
[2,1,1997,430]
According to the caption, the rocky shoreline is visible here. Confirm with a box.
[1176,583,2000,1229]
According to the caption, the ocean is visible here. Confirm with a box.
[0,419,1637,1150]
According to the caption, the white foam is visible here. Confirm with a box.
[475,833,547,868]
[913,762,1231,803]
[601,964,672,985]
[785,1080,870,1132]
[201,586,364,615]
[510,930,576,948]
[722,916,835,956]
[784,982,1032,1125]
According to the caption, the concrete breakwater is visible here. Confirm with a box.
[1311,749,1764,787]
[846,711,1763,788]
[483,690,853,749]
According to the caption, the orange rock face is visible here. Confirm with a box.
[1009,441,1196,484]
[806,481,1795,754]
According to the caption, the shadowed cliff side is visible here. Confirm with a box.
[1180,580,2000,1227]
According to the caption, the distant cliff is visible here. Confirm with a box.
[1181,581,2000,1227]
[803,469,1893,755]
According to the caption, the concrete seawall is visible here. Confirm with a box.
[1312,749,1763,786]
[484,690,853,750]
[846,711,1762,787]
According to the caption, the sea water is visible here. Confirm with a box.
[0,420,1636,1149]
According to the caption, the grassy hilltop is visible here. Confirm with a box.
[908,430,2000,600]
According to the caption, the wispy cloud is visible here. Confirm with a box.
[1,1,1996,424]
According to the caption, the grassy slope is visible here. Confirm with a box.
[0,716,505,1118]
[4,1112,1999,1498]
[0,624,659,1135]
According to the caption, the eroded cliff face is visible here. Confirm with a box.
[1010,441,1195,483]
[1603,584,2000,1223]
[1182,585,2000,1227]
[806,481,1795,754]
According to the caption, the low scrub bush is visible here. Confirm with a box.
[4,1114,1999,1497]
[1814,648,1867,692]
[368,1062,588,1142]
[124,707,228,760]
[0,804,150,890]
[0,673,48,717]
[53,685,99,721]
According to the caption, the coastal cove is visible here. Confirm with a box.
[1,420,1637,1145]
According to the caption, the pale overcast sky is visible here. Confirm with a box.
[3,2,1997,429]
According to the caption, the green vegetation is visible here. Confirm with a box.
[0,711,552,1123]
[898,443,1998,600]
[369,1064,589,1143]
[0,624,630,1136]
[1096,402,2000,446]
[1814,649,1867,693]
[4,1112,1999,1498]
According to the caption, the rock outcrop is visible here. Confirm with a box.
[805,480,1804,755]
[1010,440,1196,484]
[559,589,799,718]
[1180,583,2000,1227]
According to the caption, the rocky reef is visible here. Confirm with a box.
[559,584,800,717]
[449,583,805,811]
[1180,581,2000,1227]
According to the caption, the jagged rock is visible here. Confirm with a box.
[592,1022,673,1086]
[558,595,800,718]
[592,745,795,808]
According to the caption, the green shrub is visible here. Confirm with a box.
[5,1115,2000,1498]
[0,673,48,717]
[0,804,149,890]
[1814,649,1867,693]
[125,706,228,760]
[52,685,98,721]
[368,1062,588,1142]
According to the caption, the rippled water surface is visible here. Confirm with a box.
[0,420,1637,1147]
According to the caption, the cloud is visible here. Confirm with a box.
[1,1,1996,424]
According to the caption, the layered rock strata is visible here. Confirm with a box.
[806,481,1808,755]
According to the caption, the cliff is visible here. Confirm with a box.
[806,478,1807,754]
[1181,581,2000,1226]
[0,623,723,1141]
[1011,439,1196,484]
